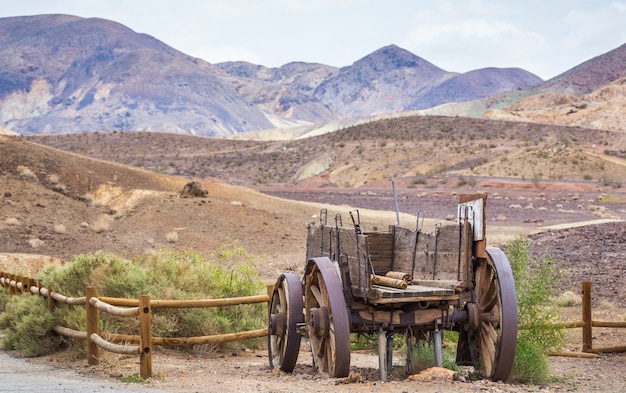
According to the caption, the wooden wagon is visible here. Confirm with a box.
[268,193,518,381]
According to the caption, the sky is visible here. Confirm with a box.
[1,0,626,80]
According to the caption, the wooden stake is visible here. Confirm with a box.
[85,286,99,365]
[582,281,592,353]
[139,294,152,379]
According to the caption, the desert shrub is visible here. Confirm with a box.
[165,231,179,243]
[506,237,565,384]
[0,294,61,356]
[16,165,38,181]
[598,193,621,203]
[91,215,112,232]
[0,291,8,312]
[5,217,20,226]
[28,238,45,248]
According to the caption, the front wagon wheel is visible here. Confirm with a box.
[304,257,351,378]
[268,273,303,373]
[458,247,518,382]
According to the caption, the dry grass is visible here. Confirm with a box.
[91,215,113,233]
[5,217,21,226]
[553,290,582,307]
[17,165,38,182]
[47,174,60,184]
[28,238,45,248]
[166,231,179,243]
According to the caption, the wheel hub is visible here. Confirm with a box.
[465,302,482,331]
[270,312,286,337]
[309,307,329,337]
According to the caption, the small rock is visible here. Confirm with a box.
[406,367,458,382]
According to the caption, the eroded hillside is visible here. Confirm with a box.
[27,115,626,189]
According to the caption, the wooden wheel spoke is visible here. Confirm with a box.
[482,288,498,313]
[483,305,501,323]
[477,265,494,301]
[277,287,286,311]
[310,284,324,307]
[479,324,497,377]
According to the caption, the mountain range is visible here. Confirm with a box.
[0,14,624,136]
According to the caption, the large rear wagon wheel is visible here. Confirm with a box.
[459,247,518,382]
[304,257,351,378]
[268,273,303,373]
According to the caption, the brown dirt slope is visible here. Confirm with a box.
[0,135,405,277]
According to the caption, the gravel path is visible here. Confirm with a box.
[0,351,164,393]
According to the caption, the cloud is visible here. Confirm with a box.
[401,18,546,74]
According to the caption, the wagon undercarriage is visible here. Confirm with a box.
[268,193,518,382]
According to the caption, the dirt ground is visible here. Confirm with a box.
[25,315,626,393]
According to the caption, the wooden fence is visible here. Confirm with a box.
[0,271,271,378]
[550,281,626,358]
[2,273,625,376]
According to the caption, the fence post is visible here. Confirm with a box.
[85,286,99,365]
[28,278,36,295]
[139,294,152,379]
[582,281,592,353]
[22,276,31,295]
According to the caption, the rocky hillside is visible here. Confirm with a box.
[407,67,542,110]
[26,115,626,189]
[458,44,626,131]
[483,77,626,133]
[538,43,626,95]
[1,15,543,136]
[219,45,542,120]
[0,14,273,136]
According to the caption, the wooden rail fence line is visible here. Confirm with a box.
[2,273,625,373]
[0,271,272,378]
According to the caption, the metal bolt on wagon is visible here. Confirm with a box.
[268,193,518,381]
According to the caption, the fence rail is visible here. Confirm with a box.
[1,271,271,378]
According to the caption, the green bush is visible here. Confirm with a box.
[506,237,565,384]
[0,294,61,356]
[0,244,267,357]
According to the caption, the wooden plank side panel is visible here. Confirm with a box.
[335,230,369,293]
[306,225,327,261]
[364,231,394,274]
[396,224,460,282]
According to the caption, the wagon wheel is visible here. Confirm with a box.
[268,273,303,373]
[460,247,518,381]
[304,257,351,378]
